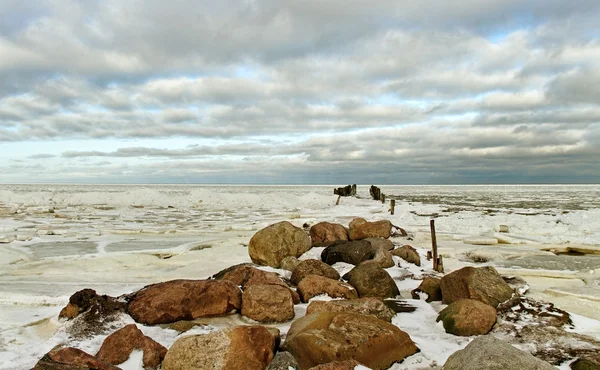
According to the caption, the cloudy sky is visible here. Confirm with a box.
[1,1,600,184]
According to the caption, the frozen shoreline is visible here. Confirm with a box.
[1,184,600,369]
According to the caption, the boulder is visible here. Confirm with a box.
[291,259,340,285]
[213,264,300,304]
[321,240,374,266]
[266,351,301,370]
[443,335,555,370]
[436,299,496,336]
[280,256,301,272]
[348,218,392,240]
[249,221,312,268]
[308,360,362,369]
[440,266,514,307]
[310,222,349,246]
[59,288,126,320]
[571,355,600,370]
[162,325,278,370]
[372,247,395,268]
[128,279,242,325]
[306,297,395,322]
[411,277,442,302]
[96,324,167,369]
[364,238,394,251]
[33,347,119,370]
[285,312,418,370]
[391,245,421,266]
[343,261,400,299]
[297,275,358,303]
[242,284,295,323]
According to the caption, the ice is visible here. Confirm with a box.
[1,184,600,369]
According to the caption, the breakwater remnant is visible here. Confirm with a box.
[333,184,357,197]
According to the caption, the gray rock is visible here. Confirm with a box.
[443,335,555,370]
[266,351,301,370]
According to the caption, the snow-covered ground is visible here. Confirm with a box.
[1,184,600,369]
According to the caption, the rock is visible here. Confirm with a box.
[306,297,395,322]
[436,299,496,336]
[391,245,421,266]
[297,275,358,303]
[242,284,295,323]
[249,221,312,268]
[372,247,395,268]
[348,218,392,240]
[571,355,600,370]
[280,256,301,271]
[321,240,374,266]
[96,324,167,369]
[128,279,242,325]
[162,325,278,370]
[343,261,400,299]
[266,351,301,370]
[440,266,514,307]
[365,238,394,251]
[291,259,340,285]
[411,277,442,302]
[308,360,362,369]
[33,347,119,370]
[214,264,301,304]
[502,275,530,295]
[310,222,349,246]
[59,303,80,319]
[443,335,555,370]
[284,312,418,370]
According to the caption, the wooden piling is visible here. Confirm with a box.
[336,195,341,205]
[430,219,438,271]
[437,255,444,273]
[390,199,395,215]
[381,194,385,204]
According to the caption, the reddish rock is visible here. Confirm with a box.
[411,277,442,302]
[285,312,419,370]
[33,347,119,370]
[308,360,362,369]
[391,245,421,266]
[128,279,242,325]
[310,222,349,246]
[96,324,167,369]
[291,259,340,285]
[344,261,400,299]
[242,284,295,323]
[306,297,395,322]
[249,221,312,268]
[348,218,392,240]
[162,325,278,370]
[436,299,497,336]
[440,266,514,307]
[297,275,358,303]
[59,303,80,319]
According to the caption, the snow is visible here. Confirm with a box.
[1,184,600,369]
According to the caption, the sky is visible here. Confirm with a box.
[1,1,600,184]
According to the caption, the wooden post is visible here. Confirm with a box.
[336,195,341,205]
[430,219,438,271]
[381,194,385,204]
[390,199,395,215]
[426,250,432,261]
[437,255,444,273]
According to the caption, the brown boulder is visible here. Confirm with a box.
[291,259,340,285]
[59,303,79,320]
[310,222,349,246]
[96,324,167,369]
[162,325,278,370]
[308,360,362,369]
[440,266,514,307]
[297,275,358,303]
[344,261,400,299]
[365,238,394,251]
[372,247,395,268]
[306,297,395,322]
[348,218,392,240]
[128,279,242,325]
[320,240,374,266]
[391,245,421,266]
[280,256,301,272]
[285,312,419,370]
[411,277,442,302]
[436,299,497,336]
[249,221,312,268]
[242,284,295,323]
[33,347,119,370]
[58,288,126,320]
[571,355,600,370]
